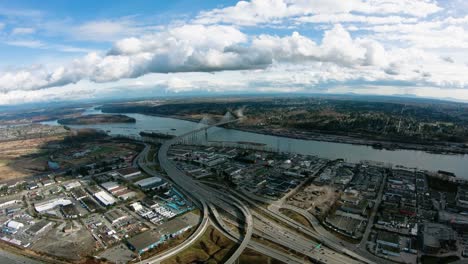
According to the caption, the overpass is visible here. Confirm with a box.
[139,116,368,263]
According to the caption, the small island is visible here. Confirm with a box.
[139,131,175,139]
[57,114,136,125]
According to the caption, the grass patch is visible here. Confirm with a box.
[161,226,236,264]
[279,208,313,229]
[239,248,286,264]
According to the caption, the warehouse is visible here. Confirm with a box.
[70,188,87,200]
[100,181,120,192]
[35,197,72,212]
[94,191,116,206]
[105,209,127,225]
[62,181,81,191]
[128,211,197,253]
[126,230,162,254]
[5,220,24,234]
[61,203,81,218]
[135,177,167,191]
[117,167,142,180]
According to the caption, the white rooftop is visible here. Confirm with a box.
[94,191,116,206]
[135,177,162,187]
[101,181,119,191]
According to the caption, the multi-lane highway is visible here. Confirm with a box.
[139,118,371,263]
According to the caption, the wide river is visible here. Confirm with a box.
[42,110,468,179]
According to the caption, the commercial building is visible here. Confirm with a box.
[34,197,72,212]
[94,191,116,206]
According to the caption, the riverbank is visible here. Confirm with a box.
[234,126,468,155]
[133,113,468,155]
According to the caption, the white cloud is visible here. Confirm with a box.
[11,27,35,35]
[195,0,441,26]
[70,18,163,42]
[2,23,468,96]
[4,40,44,48]
[2,0,468,105]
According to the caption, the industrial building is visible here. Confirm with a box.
[70,188,87,200]
[127,217,193,254]
[26,221,53,236]
[5,220,24,234]
[34,197,72,212]
[61,204,81,218]
[117,167,142,180]
[421,223,458,254]
[80,197,100,212]
[126,230,162,254]
[105,209,127,225]
[94,191,116,206]
[135,177,167,191]
[100,181,120,192]
[62,181,81,191]
[116,190,137,201]
[376,231,401,257]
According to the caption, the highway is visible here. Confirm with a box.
[139,118,371,263]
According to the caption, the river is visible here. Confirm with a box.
[42,111,468,179]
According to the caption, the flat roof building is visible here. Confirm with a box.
[61,203,81,218]
[135,177,166,190]
[35,197,72,212]
[62,181,81,191]
[6,220,24,231]
[100,181,120,192]
[70,188,87,200]
[117,167,141,179]
[26,220,53,236]
[94,191,116,206]
[80,197,100,212]
[105,209,127,225]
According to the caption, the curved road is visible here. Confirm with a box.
[140,119,370,264]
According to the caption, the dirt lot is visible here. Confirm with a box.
[0,136,64,181]
[31,221,97,261]
[287,184,340,217]
[0,135,141,182]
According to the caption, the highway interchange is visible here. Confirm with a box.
[137,119,376,264]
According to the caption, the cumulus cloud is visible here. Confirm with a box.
[195,0,441,26]
[2,0,468,105]
[2,23,468,95]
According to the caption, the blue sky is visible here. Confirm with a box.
[1,0,468,105]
